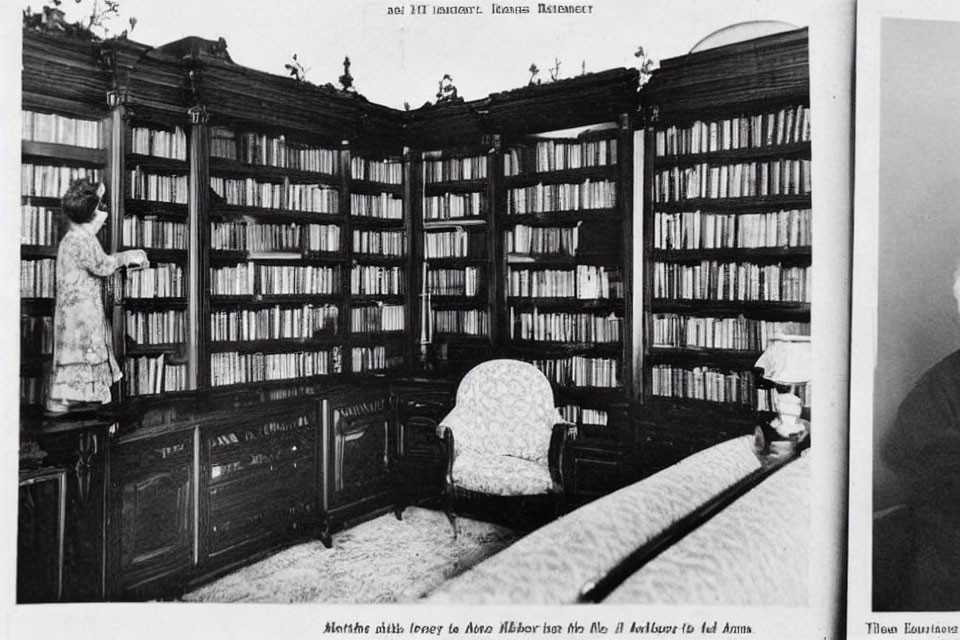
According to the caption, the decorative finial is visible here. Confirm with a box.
[528,63,540,86]
[339,56,355,93]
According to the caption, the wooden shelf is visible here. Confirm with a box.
[653,195,811,213]
[507,297,624,311]
[649,246,811,263]
[506,253,621,267]
[505,340,622,356]
[22,140,106,165]
[124,247,188,263]
[428,295,488,309]
[212,203,344,223]
[209,294,342,306]
[126,153,188,172]
[424,256,487,267]
[502,164,618,187]
[348,216,405,229]
[652,141,811,167]
[421,217,487,229]
[423,179,487,194]
[124,199,188,218]
[121,298,189,309]
[20,298,55,313]
[348,179,403,195]
[647,346,762,369]
[124,342,187,357]
[649,299,809,318]
[351,254,406,266]
[500,209,617,226]
[349,294,405,305]
[21,245,57,259]
[209,156,340,185]
[208,337,343,354]
[20,196,62,208]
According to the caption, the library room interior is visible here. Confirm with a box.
[15,1,819,607]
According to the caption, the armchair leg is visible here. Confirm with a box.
[443,486,459,539]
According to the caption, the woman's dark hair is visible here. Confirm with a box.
[61,179,104,224]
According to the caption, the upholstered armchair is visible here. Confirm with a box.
[438,359,578,536]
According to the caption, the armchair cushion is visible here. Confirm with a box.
[440,360,559,466]
[453,451,557,496]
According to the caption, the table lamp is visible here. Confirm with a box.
[754,334,811,444]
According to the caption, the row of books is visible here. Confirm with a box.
[351,304,405,333]
[131,126,187,161]
[350,265,403,295]
[21,315,54,357]
[129,168,188,204]
[509,309,622,343]
[432,309,488,335]
[507,266,623,299]
[424,193,484,220]
[125,309,186,345]
[422,153,487,183]
[654,105,811,157]
[351,345,402,372]
[650,364,770,407]
[123,354,187,396]
[209,304,339,342]
[557,404,609,427]
[531,356,619,388]
[209,128,339,174]
[20,259,55,298]
[426,267,481,296]
[123,263,185,298]
[503,138,617,176]
[651,314,809,352]
[351,157,402,184]
[209,263,340,296]
[21,164,102,199]
[505,224,580,257]
[653,159,812,202]
[209,349,340,386]
[653,209,812,250]
[353,229,405,256]
[243,223,301,252]
[210,177,340,214]
[652,261,810,303]
[424,229,486,259]
[351,193,403,219]
[506,180,616,214]
[21,205,58,246]
[123,216,187,250]
[22,110,101,149]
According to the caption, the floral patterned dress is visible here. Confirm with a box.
[49,226,122,403]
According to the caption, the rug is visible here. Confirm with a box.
[181,507,517,603]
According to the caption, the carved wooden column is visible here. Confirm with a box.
[186,103,208,390]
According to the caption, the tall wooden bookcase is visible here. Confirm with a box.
[638,28,812,473]
[20,28,814,574]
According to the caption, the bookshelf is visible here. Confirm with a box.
[414,144,496,377]
[205,121,345,389]
[118,114,191,398]
[346,148,408,376]
[500,125,628,432]
[639,28,812,471]
[20,87,110,409]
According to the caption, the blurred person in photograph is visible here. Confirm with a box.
[44,179,148,416]
[883,260,960,610]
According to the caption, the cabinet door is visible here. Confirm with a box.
[110,431,195,598]
[18,471,66,603]
[332,414,391,508]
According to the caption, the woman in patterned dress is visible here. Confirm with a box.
[45,179,148,416]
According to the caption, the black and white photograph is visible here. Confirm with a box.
[2,0,853,638]
[847,1,960,635]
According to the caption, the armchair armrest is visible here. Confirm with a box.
[549,421,579,493]
[441,426,455,495]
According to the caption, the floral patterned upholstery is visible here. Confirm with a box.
[440,359,563,497]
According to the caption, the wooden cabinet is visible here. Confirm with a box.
[18,468,67,603]
[109,430,196,599]
[201,404,319,565]
[325,387,397,527]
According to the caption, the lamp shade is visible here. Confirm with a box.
[754,334,811,385]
